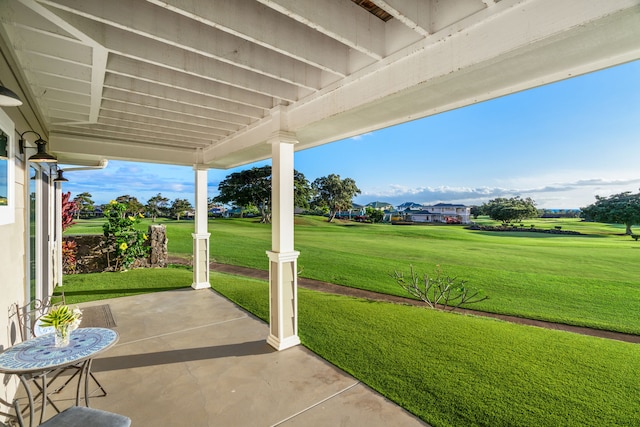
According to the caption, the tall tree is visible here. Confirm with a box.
[581,190,640,235]
[170,198,193,221]
[73,192,94,219]
[213,166,311,223]
[145,193,170,222]
[481,196,538,224]
[115,195,144,216]
[311,174,361,222]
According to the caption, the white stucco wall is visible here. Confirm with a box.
[0,149,26,422]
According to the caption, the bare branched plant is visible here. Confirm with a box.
[391,265,488,310]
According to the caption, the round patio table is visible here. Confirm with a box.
[0,327,118,425]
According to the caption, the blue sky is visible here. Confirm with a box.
[62,60,640,209]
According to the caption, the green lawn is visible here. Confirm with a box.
[60,220,640,427]
[65,216,640,334]
[213,275,640,427]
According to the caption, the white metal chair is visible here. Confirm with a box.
[10,296,108,415]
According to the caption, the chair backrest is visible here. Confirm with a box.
[11,293,66,342]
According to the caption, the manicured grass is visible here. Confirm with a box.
[211,273,640,427]
[58,266,193,303]
[65,216,640,334]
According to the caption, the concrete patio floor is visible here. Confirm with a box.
[52,288,427,426]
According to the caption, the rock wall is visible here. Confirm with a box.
[64,224,168,273]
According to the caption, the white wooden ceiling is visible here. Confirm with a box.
[1,0,639,169]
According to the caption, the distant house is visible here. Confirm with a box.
[401,203,471,224]
[209,205,227,216]
[397,202,422,210]
[366,201,394,211]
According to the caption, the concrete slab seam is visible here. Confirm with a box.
[113,314,249,347]
[269,381,361,426]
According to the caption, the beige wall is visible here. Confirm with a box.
[0,108,27,421]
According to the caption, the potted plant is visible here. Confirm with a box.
[39,305,82,347]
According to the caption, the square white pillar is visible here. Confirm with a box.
[266,133,300,350]
[192,167,211,290]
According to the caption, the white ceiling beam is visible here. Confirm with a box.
[369,0,431,36]
[42,0,325,91]
[107,55,275,110]
[98,99,242,133]
[98,111,230,138]
[103,74,266,119]
[101,87,255,127]
[146,0,350,76]
[41,9,301,101]
[4,23,92,63]
[429,0,488,33]
[18,0,107,123]
[52,124,208,149]
[257,0,385,60]
[50,132,198,165]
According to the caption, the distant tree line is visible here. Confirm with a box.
[72,192,195,221]
[70,172,640,234]
[213,166,361,223]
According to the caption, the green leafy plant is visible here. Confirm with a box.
[391,265,488,310]
[103,200,150,271]
[39,305,81,329]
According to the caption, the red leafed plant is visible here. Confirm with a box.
[61,192,78,231]
[62,239,77,274]
[62,192,79,274]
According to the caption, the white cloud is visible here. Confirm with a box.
[357,177,640,208]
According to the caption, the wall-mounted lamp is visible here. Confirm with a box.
[53,168,68,182]
[0,85,23,107]
[0,130,8,159]
[19,131,57,163]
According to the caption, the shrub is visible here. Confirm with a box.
[103,201,150,271]
[391,265,488,310]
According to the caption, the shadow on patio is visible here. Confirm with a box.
[54,288,426,426]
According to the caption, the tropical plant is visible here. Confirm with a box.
[61,240,78,274]
[103,200,149,270]
[61,192,78,275]
[39,305,81,330]
[391,265,487,310]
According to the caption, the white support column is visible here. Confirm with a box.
[192,166,211,290]
[53,181,63,287]
[266,132,300,351]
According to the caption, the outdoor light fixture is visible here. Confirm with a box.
[0,84,23,107]
[53,168,68,182]
[19,130,57,163]
[0,131,8,159]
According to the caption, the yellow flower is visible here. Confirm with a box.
[139,213,144,218]
[110,200,117,205]
[119,242,128,251]
[143,234,148,241]
[128,216,135,221]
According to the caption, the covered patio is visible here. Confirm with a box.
[26,288,425,426]
[1,0,640,424]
